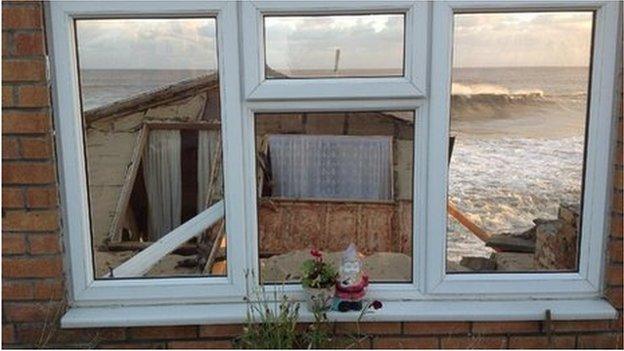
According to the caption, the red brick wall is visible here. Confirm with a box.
[2,2,622,348]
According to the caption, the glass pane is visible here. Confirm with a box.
[255,111,414,284]
[446,12,593,273]
[264,14,404,79]
[76,18,227,278]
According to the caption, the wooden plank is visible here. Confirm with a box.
[109,200,224,278]
[107,125,149,243]
[448,201,493,243]
[145,121,221,131]
[84,73,219,123]
[202,220,225,275]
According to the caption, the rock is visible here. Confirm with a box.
[459,256,496,271]
[486,233,535,253]
[493,252,534,271]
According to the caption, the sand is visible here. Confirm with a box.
[260,249,470,283]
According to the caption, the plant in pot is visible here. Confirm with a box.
[301,249,338,312]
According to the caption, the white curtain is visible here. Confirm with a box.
[197,130,222,211]
[268,134,392,200]
[143,130,182,240]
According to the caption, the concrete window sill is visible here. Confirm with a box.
[61,298,616,328]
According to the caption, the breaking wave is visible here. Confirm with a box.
[450,83,585,120]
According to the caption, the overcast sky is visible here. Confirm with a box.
[76,18,218,70]
[76,12,593,71]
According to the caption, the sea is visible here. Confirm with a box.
[80,66,590,263]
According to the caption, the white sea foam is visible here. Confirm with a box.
[452,82,544,97]
[446,135,584,262]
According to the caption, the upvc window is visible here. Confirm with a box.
[47,1,621,328]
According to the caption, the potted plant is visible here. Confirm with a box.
[301,249,338,312]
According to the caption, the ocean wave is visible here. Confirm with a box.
[451,83,548,107]
[449,83,587,120]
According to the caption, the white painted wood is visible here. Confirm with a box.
[61,298,616,328]
[108,125,148,243]
[110,201,224,278]
[241,1,428,100]
[425,0,622,296]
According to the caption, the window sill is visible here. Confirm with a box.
[61,298,616,328]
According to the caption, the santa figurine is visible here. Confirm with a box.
[332,243,369,312]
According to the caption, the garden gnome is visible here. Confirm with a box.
[333,243,369,312]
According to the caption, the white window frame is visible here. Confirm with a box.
[425,0,621,298]
[48,1,620,327]
[47,1,248,307]
[241,1,428,100]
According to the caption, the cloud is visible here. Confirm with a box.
[75,12,593,71]
[264,14,404,72]
[76,18,217,70]
[453,12,593,68]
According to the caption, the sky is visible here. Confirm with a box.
[75,12,593,71]
[76,18,218,70]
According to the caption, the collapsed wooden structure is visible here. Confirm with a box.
[85,73,504,278]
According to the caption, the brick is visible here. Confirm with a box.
[167,340,233,349]
[3,31,12,56]
[2,59,45,81]
[606,264,623,285]
[2,162,55,184]
[472,321,541,334]
[20,137,52,159]
[26,186,58,208]
[609,312,623,330]
[3,256,62,278]
[2,111,50,134]
[29,233,60,254]
[441,336,507,349]
[4,302,55,322]
[335,322,401,335]
[129,326,198,340]
[608,240,623,263]
[2,233,27,254]
[613,192,623,213]
[199,324,244,338]
[373,336,438,349]
[2,187,24,208]
[2,210,58,231]
[18,325,125,345]
[33,280,64,300]
[14,31,44,56]
[3,280,34,300]
[97,342,166,349]
[605,287,623,308]
[508,335,575,349]
[3,85,14,106]
[403,321,471,335]
[615,142,623,166]
[552,320,611,332]
[2,5,42,30]
[615,169,624,191]
[3,324,15,344]
[306,113,346,134]
[612,214,623,238]
[330,336,372,349]
[17,84,49,107]
[2,137,20,159]
[577,333,621,349]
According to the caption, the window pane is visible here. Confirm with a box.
[264,14,404,79]
[256,111,414,284]
[446,12,593,273]
[76,18,227,279]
